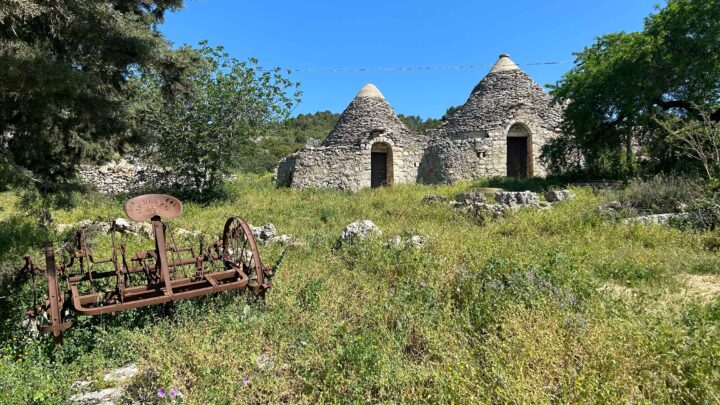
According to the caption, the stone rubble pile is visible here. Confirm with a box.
[423,188,577,221]
[599,200,692,227]
[495,191,540,206]
[623,213,690,226]
[455,192,486,205]
[339,220,427,249]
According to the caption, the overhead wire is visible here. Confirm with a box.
[276,60,574,74]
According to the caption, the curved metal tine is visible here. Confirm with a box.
[110,220,125,296]
[194,235,206,277]
[76,230,85,273]
[21,256,40,310]
[77,230,96,294]
[166,222,185,279]
[120,244,130,291]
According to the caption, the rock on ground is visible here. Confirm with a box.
[623,213,689,226]
[174,227,204,239]
[545,189,576,203]
[386,235,403,247]
[422,195,449,203]
[112,218,133,233]
[74,220,111,234]
[409,235,426,248]
[455,192,486,205]
[495,191,540,206]
[385,234,426,249]
[250,223,277,244]
[269,234,293,245]
[102,363,139,384]
[469,203,508,219]
[70,387,125,405]
[70,363,139,405]
[339,220,382,244]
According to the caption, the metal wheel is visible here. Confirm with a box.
[222,217,267,294]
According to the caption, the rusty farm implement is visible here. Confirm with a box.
[21,194,273,344]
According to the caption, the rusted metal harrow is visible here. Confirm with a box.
[21,194,272,344]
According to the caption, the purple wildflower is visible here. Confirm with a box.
[169,389,178,399]
[157,388,166,398]
[243,376,251,386]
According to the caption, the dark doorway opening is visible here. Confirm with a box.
[371,151,388,188]
[370,142,393,188]
[507,137,528,177]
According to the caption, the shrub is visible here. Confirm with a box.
[138,42,300,197]
[616,175,706,214]
[687,195,720,231]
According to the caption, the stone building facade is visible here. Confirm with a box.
[276,54,564,190]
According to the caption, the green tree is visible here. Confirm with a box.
[0,0,190,191]
[247,111,340,173]
[398,114,442,133]
[441,105,461,121]
[140,42,300,195]
[544,0,720,178]
[660,109,720,179]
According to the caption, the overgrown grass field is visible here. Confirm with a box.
[1,175,719,403]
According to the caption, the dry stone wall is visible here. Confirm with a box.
[78,158,175,194]
[418,136,501,183]
[275,133,427,191]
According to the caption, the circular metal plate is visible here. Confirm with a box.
[123,194,183,222]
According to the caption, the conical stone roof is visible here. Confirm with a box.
[439,54,562,135]
[322,83,411,146]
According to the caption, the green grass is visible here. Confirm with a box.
[1,174,719,403]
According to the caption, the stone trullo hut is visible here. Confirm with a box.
[275,54,563,190]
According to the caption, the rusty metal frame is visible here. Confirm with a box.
[22,194,272,344]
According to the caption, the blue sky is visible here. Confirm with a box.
[161,0,660,119]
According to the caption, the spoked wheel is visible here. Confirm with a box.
[222,217,268,295]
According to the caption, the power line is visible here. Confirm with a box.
[279,60,574,74]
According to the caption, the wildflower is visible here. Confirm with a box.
[157,388,166,398]
[170,389,178,399]
[243,376,250,386]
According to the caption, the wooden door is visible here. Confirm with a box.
[507,137,528,177]
[371,152,388,188]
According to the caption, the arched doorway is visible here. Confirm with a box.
[371,142,393,188]
[506,123,531,177]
